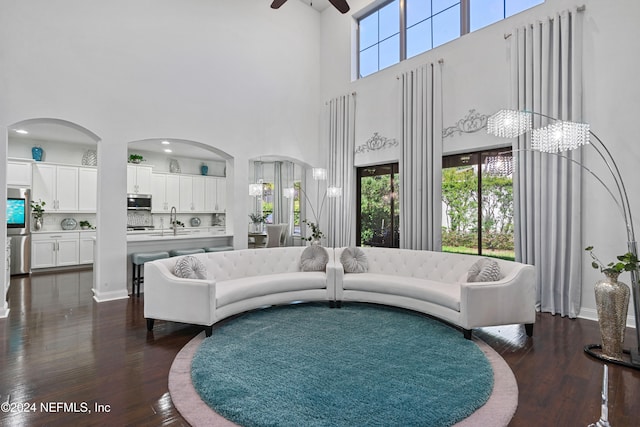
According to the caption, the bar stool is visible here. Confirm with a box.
[204,246,234,252]
[169,248,206,257]
[131,251,170,297]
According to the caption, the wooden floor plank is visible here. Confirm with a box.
[1,269,639,426]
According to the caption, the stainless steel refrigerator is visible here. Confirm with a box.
[7,187,31,275]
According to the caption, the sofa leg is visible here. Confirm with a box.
[146,318,154,332]
[336,301,343,309]
[463,329,472,340]
[329,301,336,308]
[525,323,534,337]
[204,325,213,337]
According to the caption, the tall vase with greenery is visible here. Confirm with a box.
[31,199,46,231]
[586,246,637,361]
[302,219,324,244]
[249,213,267,233]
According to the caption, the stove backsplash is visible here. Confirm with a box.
[127,211,153,228]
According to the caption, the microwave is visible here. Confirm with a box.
[127,194,152,210]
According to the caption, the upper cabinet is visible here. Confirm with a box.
[32,163,79,211]
[7,160,33,187]
[127,165,153,194]
[151,173,180,212]
[78,167,97,211]
[205,176,226,212]
[179,175,205,212]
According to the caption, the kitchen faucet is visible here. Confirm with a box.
[170,206,177,236]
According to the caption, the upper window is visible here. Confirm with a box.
[470,0,544,32]
[358,0,543,78]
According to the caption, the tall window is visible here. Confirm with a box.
[359,0,400,78]
[358,0,544,78]
[441,151,514,260]
[357,163,400,248]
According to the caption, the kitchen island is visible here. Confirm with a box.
[126,227,233,294]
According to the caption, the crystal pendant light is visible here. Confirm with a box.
[486,109,532,138]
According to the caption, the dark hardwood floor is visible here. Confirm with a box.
[0,269,639,426]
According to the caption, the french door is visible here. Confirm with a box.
[356,163,400,248]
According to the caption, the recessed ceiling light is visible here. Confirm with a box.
[164,148,172,153]
[14,129,28,134]
[161,140,171,145]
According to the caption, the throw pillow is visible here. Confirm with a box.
[300,245,329,272]
[467,258,501,282]
[174,255,208,280]
[340,247,369,273]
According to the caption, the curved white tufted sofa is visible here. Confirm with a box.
[334,247,536,339]
[144,247,336,336]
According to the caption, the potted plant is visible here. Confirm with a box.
[585,246,638,361]
[302,219,324,244]
[79,220,94,230]
[30,199,46,231]
[249,213,268,233]
[128,154,145,164]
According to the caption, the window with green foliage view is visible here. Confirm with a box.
[442,151,515,260]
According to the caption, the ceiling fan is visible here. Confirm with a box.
[271,0,350,14]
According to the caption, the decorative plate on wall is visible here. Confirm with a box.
[190,217,201,227]
[169,159,181,173]
[61,218,78,230]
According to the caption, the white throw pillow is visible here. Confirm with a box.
[340,247,369,273]
[174,256,208,280]
[300,245,329,272]
[467,258,501,282]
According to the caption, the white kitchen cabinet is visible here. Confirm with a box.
[179,175,205,212]
[78,167,97,211]
[214,177,226,212]
[79,231,96,264]
[204,177,226,212]
[7,160,33,187]
[127,165,153,194]
[32,164,79,211]
[151,173,180,212]
[31,232,80,269]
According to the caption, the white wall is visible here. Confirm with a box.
[0,0,323,301]
[319,0,640,324]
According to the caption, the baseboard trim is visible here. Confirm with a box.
[578,307,637,329]
[92,288,130,303]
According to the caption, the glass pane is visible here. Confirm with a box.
[359,12,379,50]
[433,0,460,15]
[406,0,431,28]
[407,19,432,58]
[432,4,460,48]
[506,0,543,17]
[470,0,504,32]
[379,34,400,70]
[359,164,399,248]
[441,165,479,256]
[359,45,379,78]
[481,158,515,261]
[379,0,400,40]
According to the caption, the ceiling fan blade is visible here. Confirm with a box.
[328,0,350,13]
[271,0,288,9]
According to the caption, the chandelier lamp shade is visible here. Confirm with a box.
[249,179,264,197]
[487,108,640,369]
[312,167,328,181]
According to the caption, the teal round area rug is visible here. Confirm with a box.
[179,303,504,427]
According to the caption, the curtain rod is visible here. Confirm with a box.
[395,59,444,79]
[503,4,585,39]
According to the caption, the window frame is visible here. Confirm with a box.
[356,0,543,78]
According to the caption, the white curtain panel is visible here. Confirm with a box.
[400,63,443,251]
[327,94,356,248]
[511,8,584,318]
[273,161,285,224]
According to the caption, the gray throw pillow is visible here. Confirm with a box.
[174,255,208,280]
[467,258,501,282]
[340,247,368,273]
[300,245,329,272]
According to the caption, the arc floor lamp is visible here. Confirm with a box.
[487,109,640,370]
